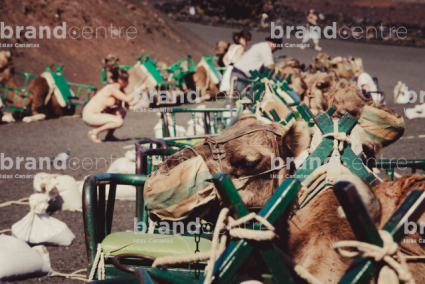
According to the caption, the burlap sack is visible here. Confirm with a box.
[360,105,405,146]
[144,155,217,222]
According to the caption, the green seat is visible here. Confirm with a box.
[102,232,212,259]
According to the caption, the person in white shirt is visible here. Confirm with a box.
[219,30,251,94]
[351,57,381,102]
[230,37,281,92]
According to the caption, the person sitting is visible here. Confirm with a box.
[219,30,251,95]
[351,57,380,102]
[231,36,282,91]
[82,69,144,143]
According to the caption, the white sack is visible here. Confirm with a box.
[0,235,52,281]
[34,173,82,212]
[11,194,75,246]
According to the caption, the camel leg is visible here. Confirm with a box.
[1,112,16,123]
[22,113,47,123]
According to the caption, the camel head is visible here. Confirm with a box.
[215,41,229,56]
[215,41,230,68]
[309,52,331,72]
[102,54,119,84]
[155,116,312,212]
[303,73,339,114]
[102,54,119,70]
[0,50,13,85]
[328,56,354,78]
[328,86,371,120]
[348,56,364,77]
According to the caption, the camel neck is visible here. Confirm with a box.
[1,66,18,88]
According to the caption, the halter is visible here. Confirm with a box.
[203,124,284,177]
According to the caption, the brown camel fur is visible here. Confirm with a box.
[373,174,425,284]
[152,116,313,260]
[215,41,229,68]
[308,53,354,78]
[102,54,119,84]
[303,73,355,115]
[289,174,425,284]
[185,65,220,102]
[309,53,331,72]
[0,51,74,123]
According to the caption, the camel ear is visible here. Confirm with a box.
[282,120,312,159]
[102,58,107,64]
[5,51,11,58]
[116,58,119,64]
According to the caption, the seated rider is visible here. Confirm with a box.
[82,69,145,143]
[231,36,282,92]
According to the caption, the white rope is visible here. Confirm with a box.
[0,197,30,208]
[333,230,414,284]
[88,244,105,281]
[275,246,324,284]
[0,229,11,233]
[52,268,87,281]
[152,208,276,284]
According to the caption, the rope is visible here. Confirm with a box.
[333,230,414,284]
[231,165,285,181]
[52,269,87,281]
[88,244,105,281]
[275,246,324,284]
[0,197,30,208]
[0,229,11,233]
[152,208,276,284]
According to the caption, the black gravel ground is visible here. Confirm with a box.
[1,22,425,283]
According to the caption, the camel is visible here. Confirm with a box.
[373,174,425,283]
[146,113,388,280]
[0,50,75,123]
[308,53,331,72]
[289,173,425,284]
[328,56,354,78]
[102,54,120,84]
[184,65,220,102]
[302,72,357,115]
[275,58,308,97]
[308,53,354,78]
[102,54,220,106]
[215,41,229,68]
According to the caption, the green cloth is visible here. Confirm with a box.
[101,232,212,258]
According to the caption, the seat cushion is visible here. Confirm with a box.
[101,232,212,258]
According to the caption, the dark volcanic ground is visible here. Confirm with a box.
[1,22,425,283]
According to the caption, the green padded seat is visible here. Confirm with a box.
[101,232,212,258]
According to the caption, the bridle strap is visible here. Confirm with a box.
[213,125,284,144]
[203,125,283,176]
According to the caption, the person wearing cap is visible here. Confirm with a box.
[231,37,282,91]
[300,9,322,51]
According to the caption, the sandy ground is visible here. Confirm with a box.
[1,22,425,283]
